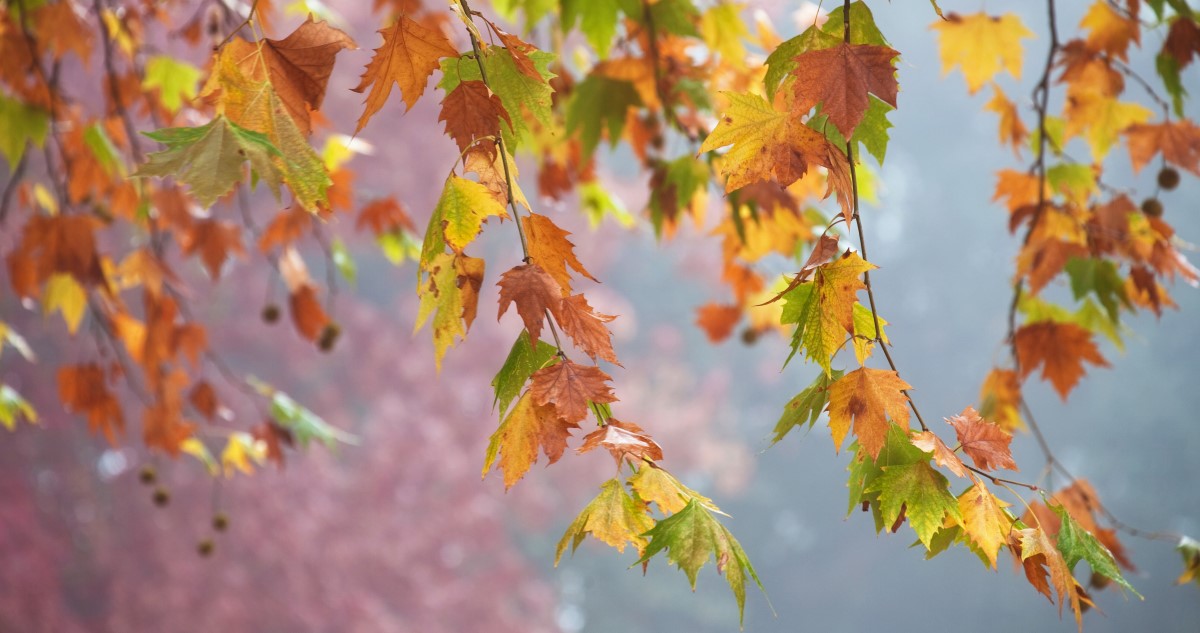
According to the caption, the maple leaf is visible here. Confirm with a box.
[492,331,559,419]
[422,175,507,263]
[204,52,330,210]
[1064,93,1152,161]
[946,406,1018,472]
[566,74,642,157]
[771,369,842,445]
[847,425,928,520]
[1124,120,1200,175]
[258,208,312,252]
[496,263,564,349]
[220,15,356,135]
[1178,537,1200,587]
[629,464,722,515]
[58,364,124,444]
[557,294,619,364]
[763,25,840,100]
[521,212,597,294]
[695,303,741,344]
[931,13,1034,94]
[415,252,483,368]
[352,14,458,133]
[635,499,767,627]
[909,430,967,479]
[181,219,245,281]
[1079,0,1140,61]
[0,384,38,431]
[1014,321,1110,400]
[289,283,330,342]
[578,418,663,467]
[1051,505,1140,597]
[439,47,556,147]
[778,251,875,375]
[529,359,617,424]
[134,116,284,209]
[482,391,578,489]
[865,457,961,548]
[357,196,416,235]
[556,478,655,562]
[700,91,852,215]
[189,381,218,421]
[0,93,49,167]
[789,43,899,138]
[439,80,512,152]
[827,367,912,459]
[985,83,1029,154]
[955,481,1013,568]
[1018,526,1084,628]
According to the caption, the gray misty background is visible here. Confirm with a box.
[1,1,1197,632]
[561,1,1200,632]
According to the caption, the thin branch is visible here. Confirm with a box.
[0,152,28,225]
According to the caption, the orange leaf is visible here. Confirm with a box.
[910,430,967,478]
[529,359,617,424]
[189,380,218,420]
[497,263,563,349]
[521,213,597,295]
[695,303,741,343]
[289,283,330,341]
[222,15,356,134]
[356,196,416,234]
[258,207,312,252]
[483,19,540,80]
[484,391,578,489]
[789,43,899,137]
[1079,0,1139,61]
[58,364,124,444]
[352,14,458,133]
[985,84,1028,154]
[558,294,619,364]
[946,406,1018,472]
[182,219,244,281]
[1124,120,1200,176]
[455,254,485,331]
[978,368,1024,431]
[578,419,663,467]
[1014,321,1109,399]
[439,80,511,152]
[1018,526,1084,627]
[827,367,912,459]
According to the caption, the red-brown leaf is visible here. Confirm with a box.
[1014,321,1110,400]
[577,418,663,467]
[497,263,563,349]
[439,80,512,152]
[558,294,619,364]
[529,359,617,424]
[946,406,1018,472]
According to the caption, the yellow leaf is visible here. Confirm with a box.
[931,13,1034,94]
[1065,93,1153,162]
[629,465,723,515]
[221,432,266,477]
[555,478,655,563]
[957,481,1012,568]
[181,438,220,476]
[42,273,87,334]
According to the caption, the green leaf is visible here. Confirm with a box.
[250,378,357,448]
[1051,505,1142,597]
[0,93,49,167]
[635,499,767,627]
[845,425,926,517]
[770,369,842,444]
[649,155,709,235]
[808,96,894,165]
[1155,53,1187,117]
[778,254,873,374]
[492,330,559,419]
[84,123,124,176]
[491,0,556,29]
[822,1,889,46]
[580,181,636,228]
[0,384,38,431]
[142,55,203,113]
[331,238,356,286]
[647,0,700,37]
[440,48,556,148]
[566,74,642,157]
[557,478,655,562]
[135,116,284,209]
[1046,163,1095,203]
[865,457,962,549]
[562,0,623,57]
[763,27,840,100]
[1064,257,1130,323]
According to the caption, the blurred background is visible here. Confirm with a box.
[1,1,1198,632]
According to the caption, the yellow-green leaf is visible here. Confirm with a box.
[556,478,654,562]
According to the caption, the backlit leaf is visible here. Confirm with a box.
[827,367,912,459]
[556,478,654,561]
